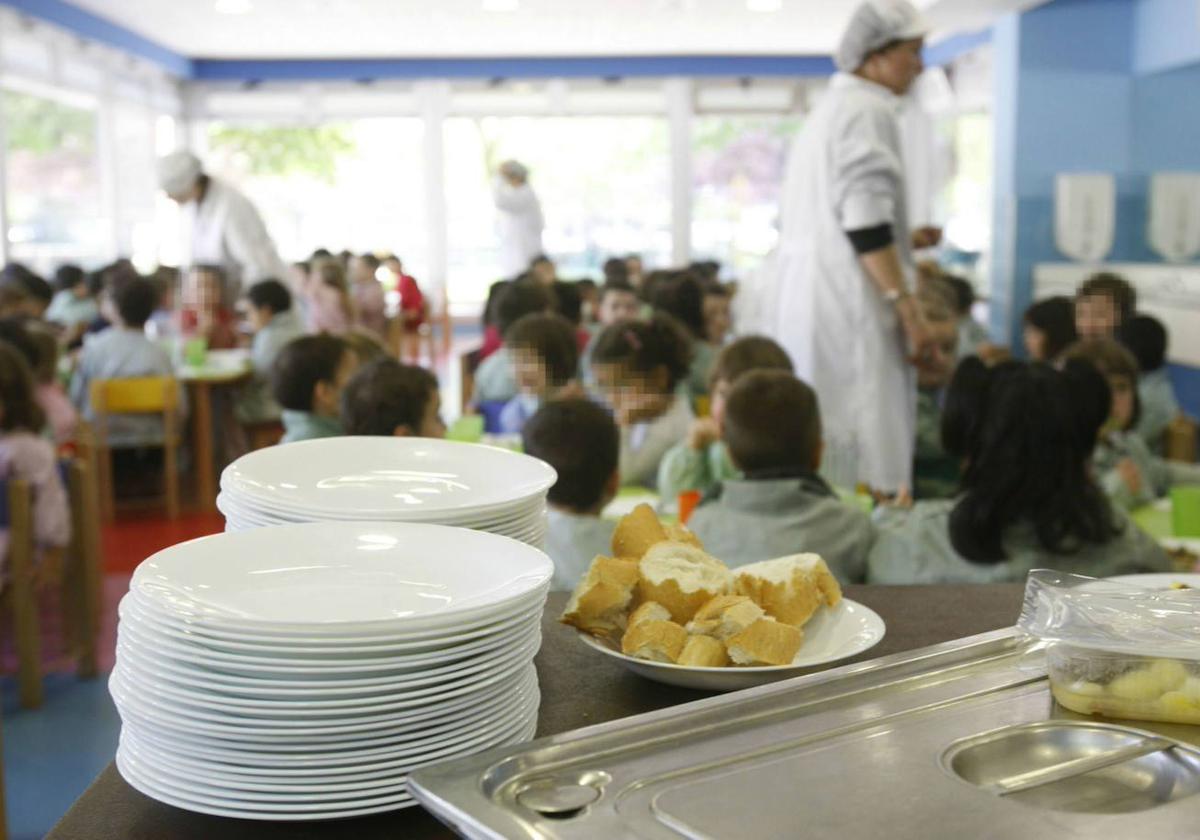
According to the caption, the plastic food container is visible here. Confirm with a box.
[1019,570,1200,727]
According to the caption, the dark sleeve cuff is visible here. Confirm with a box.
[846,223,895,255]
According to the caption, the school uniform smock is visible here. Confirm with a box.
[544,509,616,592]
[1136,368,1181,454]
[619,394,693,490]
[1094,430,1200,512]
[769,72,917,493]
[657,439,739,503]
[686,471,871,583]
[236,310,305,423]
[867,499,1169,584]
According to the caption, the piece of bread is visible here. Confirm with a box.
[665,522,704,550]
[611,503,669,559]
[685,594,766,641]
[677,634,730,667]
[733,554,842,627]
[621,619,687,663]
[628,600,671,629]
[638,542,733,624]
[560,556,641,639]
[726,618,804,667]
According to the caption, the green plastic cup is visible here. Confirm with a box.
[446,415,484,443]
[1170,486,1200,537]
[184,337,208,367]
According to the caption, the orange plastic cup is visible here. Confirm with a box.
[678,490,702,525]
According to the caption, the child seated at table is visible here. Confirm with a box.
[657,335,793,503]
[591,316,694,490]
[473,280,554,404]
[580,279,641,387]
[45,264,99,339]
[69,276,179,447]
[271,334,356,444]
[648,271,714,400]
[867,357,1169,584]
[1064,338,1200,511]
[1075,272,1135,341]
[912,293,964,499]
[26,326,77,447]
[236,279,305,424]
[0,340,69,584]
[498,313,582,435]
[340,357,445,439]
[521,398,619,591]
[1022,297,1077,364]
[180,265,238,351]
[305,258,354,336]
[349,253,387,341]
[1119,314,1181,454]
[686,371,871,581]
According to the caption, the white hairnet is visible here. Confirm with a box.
[157,150,203,196]
[835,0,929,73]
[499,160,529,181]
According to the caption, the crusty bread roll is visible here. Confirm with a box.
[733,554,842,627]
[678,634,729,667]
[637,542,733,624]
[628,600,671,629]
[621,619,687,663]
[685,594,765,641]
[726,618,803,667]
[665,522,704,550]
[560,556,641,639]
[612,503,670,559]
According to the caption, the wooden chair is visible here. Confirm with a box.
[89,377,181,521]
[1165,415,1199,464]
[2,478,42,709]
[244,420,284,451]
[60,459,103,680]
[460,348,484,415]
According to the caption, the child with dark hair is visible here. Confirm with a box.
[591,315,694,489]
[271,334,357,444]
[341,358,444,439]
[941,273,990,356]
[703,283,733,346]
[868,358,1168,583]
[647,271,715,399]
[46,264,99,331]
[0,340,69,582]
[180,265,238,350]
[498,314,582,434]
[522,398,619,591]
[236,279,305,423]
[687,370,871,580]
[657,335,793,502]
[1064,338,1200,511]
[69,276,180,446]
[1075,272,1136,340]
[0,264,52,318]
[1119,314,1180,453]
[912,291,965,499]
[26,325,77,446]
[1022,296,1077,363]
[473,280,553,404]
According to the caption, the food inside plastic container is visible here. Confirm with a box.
[1018,570,1200,726]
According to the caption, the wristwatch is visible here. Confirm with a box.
[882,288,911,304]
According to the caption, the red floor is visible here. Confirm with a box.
[102,510,227,575]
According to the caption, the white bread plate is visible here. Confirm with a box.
[577,598,885,691]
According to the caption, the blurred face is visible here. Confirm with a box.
[1075,295,1120,340]
[598,290,640,327]
[917,321,959,389]
[166,183,201,205]
[349,258,375,285]
[72,281,90,300]
[185,269,222,310]
[314,350,358,418]
[248,304,273,332]
[704,294,732,345]
[511,347,552,397]
[593,363,670,425]
[1023,324,1047,361]
[531,260,556,287]
[1107,373,1136,432]
[864,38,925,96]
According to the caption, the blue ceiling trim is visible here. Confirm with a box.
[924,28,992,67]
[0,0,192,77]
[191,54,838,82]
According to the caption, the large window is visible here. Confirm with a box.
[938,111,993,290]
[444,116,671,308]
[3,87,107,271]
[205,118,428,278]
[690,115,799,280]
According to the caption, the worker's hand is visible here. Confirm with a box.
[911,226,943,250]
[896,299,944,374]
[872,484,913,509]
[687,417,721,452]
[1117,458,1143,496]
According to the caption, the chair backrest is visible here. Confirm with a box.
[90,376,178,415]
[1165,415,1199,463]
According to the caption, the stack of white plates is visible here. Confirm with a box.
[216,437,557,548]
[112,521,553,821]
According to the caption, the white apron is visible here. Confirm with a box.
[771,73,917,493]
[183,177,286,300]
[493,179,545,277]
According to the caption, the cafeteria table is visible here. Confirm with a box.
[49,583,1025,839]
[177,352,252,514]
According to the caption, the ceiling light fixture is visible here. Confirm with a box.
[215,0,253,14]
[746,0,782,11]
[482,0,519,11]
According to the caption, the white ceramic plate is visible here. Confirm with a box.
[219,437,555,519]
[578,599,887,691]
[1105,572,1200,589]
[130,521,552,633]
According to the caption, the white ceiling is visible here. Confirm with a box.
[69,0,1043,60]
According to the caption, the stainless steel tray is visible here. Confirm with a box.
[409,629,1200,838]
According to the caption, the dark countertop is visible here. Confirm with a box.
[48,583,1025,839]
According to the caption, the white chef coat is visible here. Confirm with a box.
[182,177,286,300]
[493,178,545,277]
[770,72,917,493]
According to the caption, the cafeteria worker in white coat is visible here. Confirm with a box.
[771,0,943,494]
[157,151,287,302]
[493,160,545,278]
